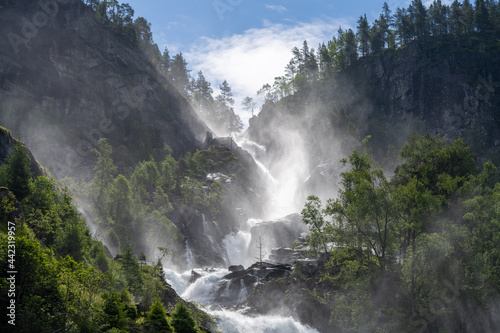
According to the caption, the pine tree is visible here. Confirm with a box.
[357,14,371,56]
[343,29,358,68]
[410,0,429,38]
[170,53,191,94]
[161,47,171,73]
[462,0,475,33]
[121,240,143,293]
[450,0,464,36]
[171,302,197,333]
[90,138,117,207]
[190,70,214,113]
[147,298,173,332]
[395,7,412,45]
[474,0,491,31]
[0,142,33,201]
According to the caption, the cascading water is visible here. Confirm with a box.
[232,132,309,219]
[185,239,195,269]
[210,310,320,333]
[222,229,252,266]
[163,134,318,333]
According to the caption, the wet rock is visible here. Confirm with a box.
[189,269,202,283]
[228,265,245,272]
[211,262,293,306]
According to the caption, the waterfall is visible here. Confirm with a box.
[164,134,318,332]
[222,230,252,266]
[202,213,225,258]
[237,279,248,303]
[179,268,228,305]
[232,132,309,219]
[164,267,320,333]
[185,239,195,269]
[210,310,319,333]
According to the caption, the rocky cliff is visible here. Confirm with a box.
[0,0,208,179]
[0,125,45,177]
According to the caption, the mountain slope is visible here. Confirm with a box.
[0,1,208,178]
[246,34,500,202]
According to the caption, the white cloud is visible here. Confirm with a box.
[265,4,287,13]
[185,18,351,127]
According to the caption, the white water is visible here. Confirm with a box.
[212,310,319,333]
[181,268,228,305]
[164,268,320,333]
[163,135,319,333]
[222,230,252,266]
[232,132,309,219]
[185,239,195,269]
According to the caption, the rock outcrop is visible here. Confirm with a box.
[248,214,308,262]
[0,1,208,179]
[0,126,46,177]
[188,262,293,307]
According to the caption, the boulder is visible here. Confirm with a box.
[228,265,245,272]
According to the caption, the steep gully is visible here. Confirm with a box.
[164,133,321,333]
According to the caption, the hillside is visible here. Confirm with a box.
[246,33,500,203]
[0,0,208,179]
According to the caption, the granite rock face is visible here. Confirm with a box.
[0,1,208,179]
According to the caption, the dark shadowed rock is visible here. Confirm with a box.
[0,2,209,179]
[228,265,245,272]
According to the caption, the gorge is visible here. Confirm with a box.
[1,0,500,332]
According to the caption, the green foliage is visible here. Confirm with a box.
[171,302,197,333]
[102,291,127,330]
[0,235,64,332]
[120,241,143,294]
[89,138,117,211]
[301,134,500,331]
[0,143,33,202]
[58,256,105,332]
[330,287,373,333]
[322,248,379,288]
[147,298,173,332]
[301,195,333,255]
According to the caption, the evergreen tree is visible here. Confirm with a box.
[170,52,190,94]
[121,240,143,293]
[171,302,197,333]
[450,0,464,35]
[429,0,449,35]
[410,0,429,38]
[343,29,358,68]
[161,46,171,73]
[474,0,491,31]
[214,80,242,134]
[90,138,117,208]
[461,0,475,33]
[110,174,134,238]
[0,142,32,201]
[357,14,371,56]
[370,19,385,53]
[190,70,214,113]
[318,43,334,78]
[116,3,134,27]
[395,7,412,45]
[147,298,173,332]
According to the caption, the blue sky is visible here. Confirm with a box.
[125,0,415,124]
